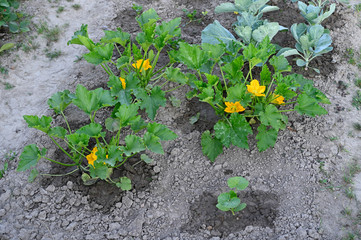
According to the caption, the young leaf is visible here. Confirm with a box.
[135,86,166,120]
[216,191,241,211]
[229,114,253,149]
[260,64,271,86]
[66,133,90,148]
[259,104,286,131]
[83,44,114,65]
[89,163,108,180]
[48,126,67,139]
[141,154,153,164]
[164,67,188,85]
[23,115,52,133]
[123,135,146,156]
[269,55,291,73]
[176,42,209,70]
[227,176,249,191]
[295,93,327,117]
[67,24,90,46]
[17,144,46,172]
[76,123,105,138]
[47,90,72,114]
[114,103,139,127]
[234,202,247,212]
[147,122,177,141]
[101,28,130,47]
[214,121,232,148]
[143,132,164,154]
[252,22,280,43]
[225,84,252,107]
[201,131,223,162]
[96,145,121,167]
[72,85,99,115]
[256,125,278,151]
[105,117,120,132]
[116,177,132,191]
[28,168,39,183]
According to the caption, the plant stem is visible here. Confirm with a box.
[160,80,169,88]
[49,136,73,160]
[278,109,296,113]
[219,63,228,92]
[61,111,72,133]
[43,156,77,167]
[41,168,79,177]
[101,63,112,76]
[164,84,185,93]
[265,77,275,98]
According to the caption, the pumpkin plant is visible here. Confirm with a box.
[68,8,188,120]
[17,87,177,189]
[174,37,330,161]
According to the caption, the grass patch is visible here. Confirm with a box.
[45,49,62,60]
[352,90,361,109]
[57,6,65,14]
[72,4,81,10]
[36,21,61,44]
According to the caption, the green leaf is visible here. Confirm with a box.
[123,135,146,156]
[274,83,297,100]
[256,125,278,151]
[225,84,252,107]
[116,177,132,191]
[201,131,223,162]
[147,122,177,141]
[76,123,105,138]
[114,103,139,127]
[101,28,130,47]
[164,67,188,85]
[23,115,52,133]
[89,163,109,180]
[295,93,327,117]
[96,145,121,167]
[48,126,67,139]
[177,42,209,70]
[260,64,271,86]
[221,55,245,83]
[67,24,90,46]
[269,55,291,73]
[155,17,181,37]
[129,115,147,132]
[136,8,160,27]
[136,86,166,120]
[234,202,247,212]
[105,117,120,132]
[17,145,46,171]
[83,44,114,65]
[66,133,90,148]
[252,22,280,43]
[28,169,39,183]
[214,121,232,148]
[143,132,163,154]
[201,43,225,60]
[201,20,237,50]
[215,2,237,13]
[227,176,249,191]
[189,112,200,125]
[259,105,286,131]
[228,114,253,149]
[303,84,331,104]
[47,90,72,114]
[73,85,114,115]
[141,154,153,164]
[0,43,15,53]
[216,191,241,211]
[81,173,98,186]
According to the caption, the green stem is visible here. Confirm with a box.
[115,44,122,57]
[277,109,296,113]
[41,168,79,177]
[265,77,275,98]
[101,136,109,148]
[44,156,77,167]
[164,84,185,93]
[284,101,297,105]
[50,136,74,160]
[150,72,166,82]
[219,63,227,92]
[160,80,169,88]
[61,111,72,134]
[197,70,204,82]
[101,63,112,76]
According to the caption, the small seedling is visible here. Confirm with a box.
[216,176,249,215]
[353,122,361,131]
[45,49,62,60]
[345,48,356,65]
[169,95,181,107]
[355,78,361,89]
[132,4,143,15]
[0,150,17,179]
[356,4,361,12]
[345,186,355,199]
[329,136,338,141]
[4,82,15,89]
[0,66,8,75]
[182,9,202,24]
[36,22,61,44]
[352,90,361,109]
[189,112,200,124]
[57,6,65,13]
[72,4,81,10]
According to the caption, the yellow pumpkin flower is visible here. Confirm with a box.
[234,11,239,14]
[86,147,98,166]
[132,59,152,72]
[224,101,245,113]
[247,80,266,97]
[119,77,126,89]
[271,94,285,105]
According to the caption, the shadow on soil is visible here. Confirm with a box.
[181,191,279,237]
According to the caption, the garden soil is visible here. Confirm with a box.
[1,0,361,239]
